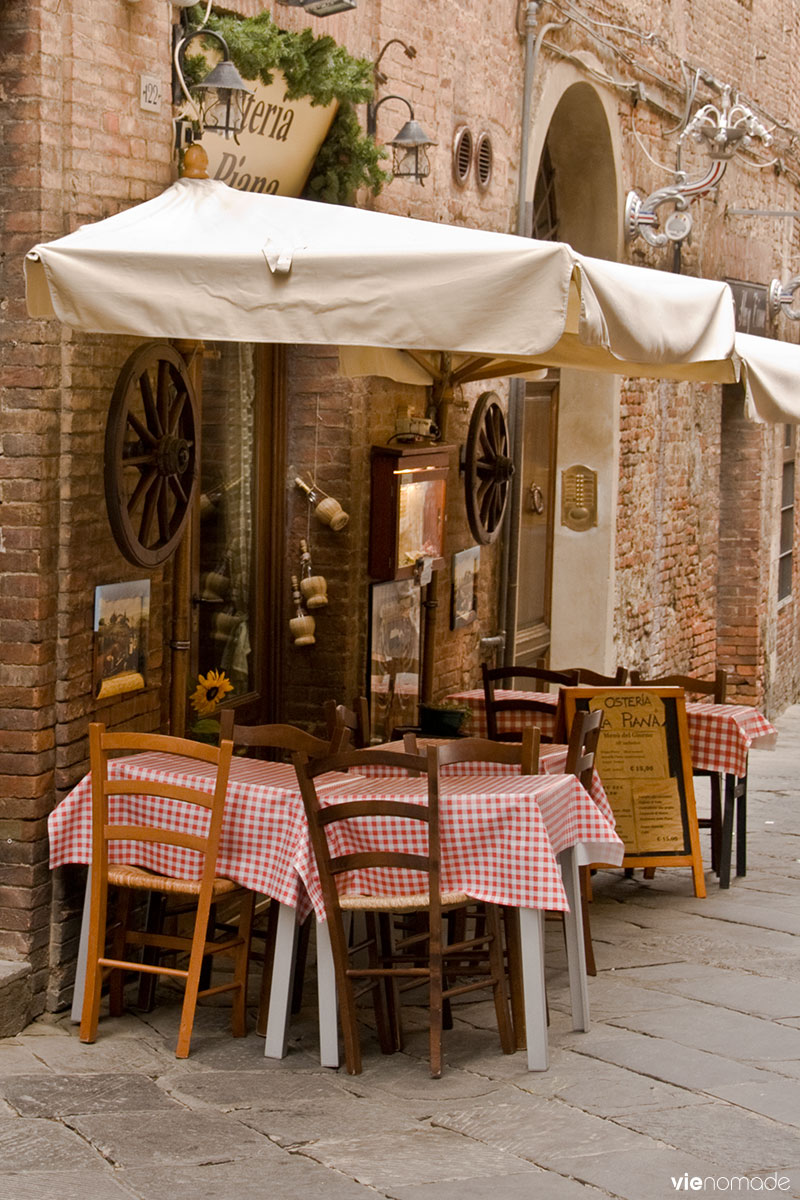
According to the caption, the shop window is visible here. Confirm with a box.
[778,424,795,602]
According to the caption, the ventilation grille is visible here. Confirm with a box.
[476,132,493,190]
[452,126,473,185]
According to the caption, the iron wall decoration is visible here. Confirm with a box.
[463,390,514,546]
[93,579,150,699]
[104,342,198,568]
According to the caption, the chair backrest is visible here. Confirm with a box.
[481,662,568,742]
[628,669,727,703]
[539,661,628,687]
[218,709,332,759]
[294,744,440,918]
[482,661,580,694]
[323,696,371,750]
[564,708,605,790]
[88,723,234,882]
[434,728,541,775]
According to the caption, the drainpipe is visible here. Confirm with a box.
[499,2,568,664]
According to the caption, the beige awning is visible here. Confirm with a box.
[24,177,800,421]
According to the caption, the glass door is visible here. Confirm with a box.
[514,380,557,665]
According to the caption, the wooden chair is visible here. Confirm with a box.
[540,661,628,687]
[629,670,729,876]
[324,696,371,750]
[81,723,254,1059]
[216,710,333,1032]
[564,707,605,977]
[481,662,578,743]
[293,744,515,1077]
[218,709,332,759]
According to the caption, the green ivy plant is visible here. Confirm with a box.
[183,6,388,204]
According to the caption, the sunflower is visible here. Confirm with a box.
[190,669,234,717]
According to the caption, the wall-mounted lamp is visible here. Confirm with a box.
[626,85,772,249]
[367,41,436,185]
[769,276,800,321]
[172,14,252,145]
[277,0,357,15]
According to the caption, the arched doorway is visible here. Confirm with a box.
[513,76,622,671]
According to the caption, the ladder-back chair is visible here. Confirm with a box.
[293,744,515,1077]
[81,723,254,1058]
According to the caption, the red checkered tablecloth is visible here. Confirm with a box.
[354,740,614,825]
[447,690,777,779]
[292,772,623,917]
[48,751,622,922]
[48,752,354,919]
[683,702,777,777]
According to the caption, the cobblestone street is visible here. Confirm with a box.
[1,708,799,1200]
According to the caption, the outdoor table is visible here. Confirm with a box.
[446,688,778,887]
[50,751,622,1072]
[363,737,614,824]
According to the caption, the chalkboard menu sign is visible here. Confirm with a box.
[562,687,706,898]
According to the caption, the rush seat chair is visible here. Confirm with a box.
[80,723,254,1059]
[293,744,515,1077]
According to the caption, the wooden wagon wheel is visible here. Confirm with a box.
[463,390,514,545]
[104,341,198,568]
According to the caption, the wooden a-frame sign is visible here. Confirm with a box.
[562,687,706,898]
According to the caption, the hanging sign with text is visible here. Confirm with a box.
[202,70,338,197]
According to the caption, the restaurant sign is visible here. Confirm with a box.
[202,70,338,198]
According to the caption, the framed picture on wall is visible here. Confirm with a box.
[451,546,480,629]
[368,579,421,741]
[93,579,151,700]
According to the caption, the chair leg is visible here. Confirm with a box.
[579,867,597,977]
[365,912,397,1056]
[719,775,736,890]
[80,873,109,1045]
[735,774,747,877]
[175,896,214,1059]
[108,888,132,1017]
[291,915,311,1014]
[230,890,255,1040]
[136,893,166,1011]
[502,906,526,1050]
[256,901,280,1037]
[329,912,363,1075]
[484,904,514,1055]
[709,774,723,875]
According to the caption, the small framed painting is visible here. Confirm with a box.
[93,580,151,699]
[451,546,480,629]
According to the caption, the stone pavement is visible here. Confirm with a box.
[2,708,799,1200]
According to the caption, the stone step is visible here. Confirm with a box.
[0,960,32,1037]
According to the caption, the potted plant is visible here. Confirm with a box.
[418,699,472,737]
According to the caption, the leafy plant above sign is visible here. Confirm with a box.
[183,6,388,204]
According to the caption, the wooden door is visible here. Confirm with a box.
[514,380,557,665]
